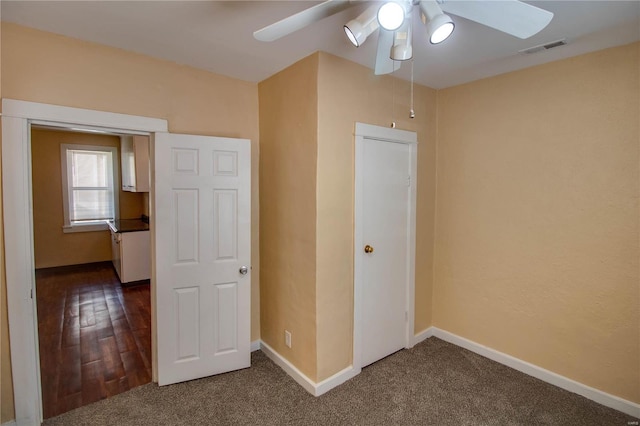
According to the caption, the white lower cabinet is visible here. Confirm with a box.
[111,230,122,279]
[110,229,150,283]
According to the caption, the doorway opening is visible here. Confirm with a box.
[30,126,152,418]
[2,99,168,424]
[4,100,253,424]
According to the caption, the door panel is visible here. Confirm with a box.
[214,190,238,260]
[215,282,238,353]
[174,189,199,263]
[175,287,200,361]
[361,138,411,368]
[155,132,251,386]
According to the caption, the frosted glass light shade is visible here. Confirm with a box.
[378,2,405,31]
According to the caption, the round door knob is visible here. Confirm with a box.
[364,245,374,254]
[239,266,249,275]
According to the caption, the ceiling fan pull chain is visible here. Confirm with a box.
[410,58,415,119]
[391,73,396,128]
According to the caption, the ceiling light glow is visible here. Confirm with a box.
[429,19,454,44]
[377,2,405,31]
[344,25,360,46]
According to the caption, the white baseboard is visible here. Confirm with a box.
[254,331,640,417]
[259,341,317,395]
[1,420,17,426]
[250,339,261,352]
[431,327,640,418]
[259,341,358,397]
[315,364,360,396]
[411,326,434,346]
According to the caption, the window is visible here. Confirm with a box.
[61,144,119,232]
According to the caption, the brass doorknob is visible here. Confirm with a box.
[364,245,374,254]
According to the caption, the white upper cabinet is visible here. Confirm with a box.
[121,135,150,192]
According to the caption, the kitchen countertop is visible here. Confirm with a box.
[108,218,149,233]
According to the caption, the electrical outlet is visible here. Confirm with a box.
[284,330,292,348]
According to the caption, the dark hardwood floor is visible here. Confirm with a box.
[36,261,151,419]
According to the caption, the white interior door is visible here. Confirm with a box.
[360,138,412,368]
[154,132,251,386]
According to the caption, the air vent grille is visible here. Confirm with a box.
[519,39,567,55]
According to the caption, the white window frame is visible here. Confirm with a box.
[60,144,120,232]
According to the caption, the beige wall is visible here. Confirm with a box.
[0,17,15,422]
[315,53,438,380]
[31,128,146,269]
[434,43,640,403]
[1,123,16,423]
[258,52,438,382]
[0,254,12,424]
[1,22,261,419]
[0,195,13,423]
[258,54,319,380]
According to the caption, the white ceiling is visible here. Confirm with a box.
[2,1,639,89]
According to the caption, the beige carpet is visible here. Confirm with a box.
[44,338,637,425]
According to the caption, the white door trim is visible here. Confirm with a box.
[353,122,417,372]
[1,98,167,425]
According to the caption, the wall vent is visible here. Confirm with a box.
[519,39,567,55]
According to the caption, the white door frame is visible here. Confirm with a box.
[1,99,167,425]
[353,122,417,372]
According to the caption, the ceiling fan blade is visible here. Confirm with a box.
[254,0,353,42]
[374,29,401,75]
[440,0,554,39]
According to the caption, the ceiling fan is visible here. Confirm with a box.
[254,0,554,75]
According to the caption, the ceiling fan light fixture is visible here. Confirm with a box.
[344,22,363,46]
[391,42,413,61]
[428,15,455,44]
[391,19,413,61]
[420,0,455,44]
[344,4,380,47]
[377,1,405,31]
